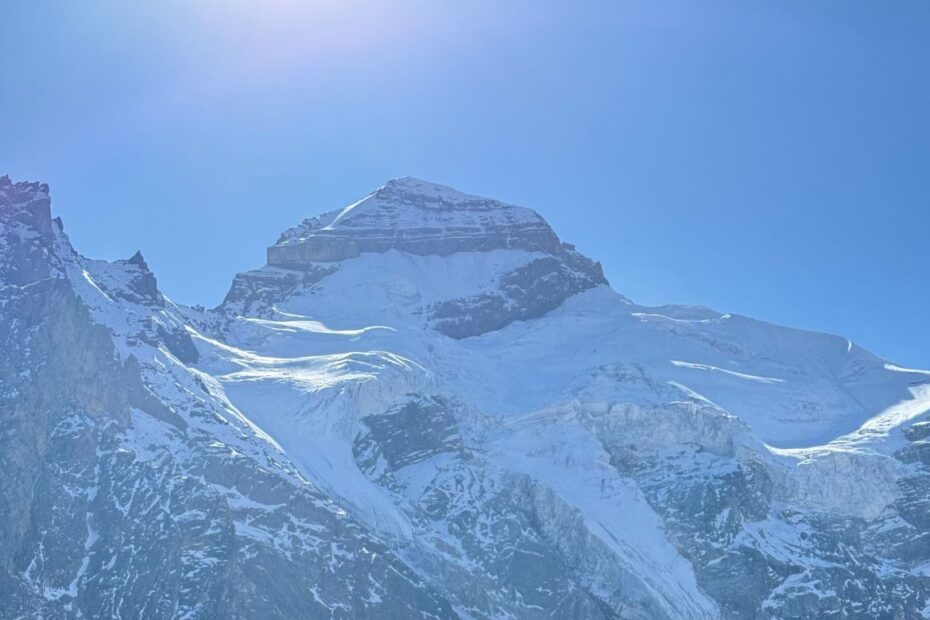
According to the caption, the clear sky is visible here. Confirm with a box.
[2,1,928,368]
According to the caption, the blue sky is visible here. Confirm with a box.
[2,1,929,367]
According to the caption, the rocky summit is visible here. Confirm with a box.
[2,174,930,619]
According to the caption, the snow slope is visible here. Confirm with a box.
[200,179,930,617]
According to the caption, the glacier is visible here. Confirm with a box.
[1,174,930,618]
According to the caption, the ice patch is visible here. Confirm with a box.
[671,360,786,384]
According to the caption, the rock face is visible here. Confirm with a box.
[3,174,930,618]
[268,177,567,264]
[428,254,608,338]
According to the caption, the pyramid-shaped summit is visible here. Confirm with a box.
[267,177,565,265]
[222,177,610,336]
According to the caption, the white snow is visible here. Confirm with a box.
[22,178,930,617]
[670,360,786,384]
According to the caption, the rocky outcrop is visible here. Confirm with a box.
[0,176,58,285]
[428,253,607,338]
[268,177,565,265]
[220,264,336,317]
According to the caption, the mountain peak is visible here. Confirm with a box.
[0,175,53,239]
[344,177,545,225]
[127,250,149,269]
[0,174,49,197]
[380,175,445,190]
[222,179,608,332]
[268,178,564,266]
[0,175,50,208]
[373,176,485,203]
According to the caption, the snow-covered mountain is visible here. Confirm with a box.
[2,174,930,618]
